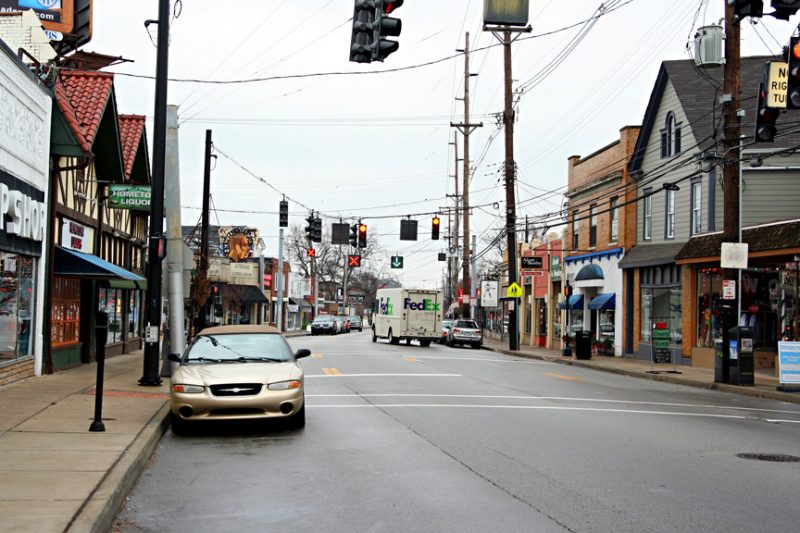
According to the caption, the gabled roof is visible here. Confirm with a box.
[119,114,150,182]
[629,55,800,173]
[56,70,115,150]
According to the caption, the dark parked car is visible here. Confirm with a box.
[311,316,336,335]
[349,315,363,331]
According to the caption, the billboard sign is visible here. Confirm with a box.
[480,280,498,308]
[0,0,93,48]
[484,0,529,27]
[219,226,259,263]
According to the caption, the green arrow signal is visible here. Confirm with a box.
[391,256,404,269]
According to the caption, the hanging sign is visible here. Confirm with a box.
[108,184,151,211]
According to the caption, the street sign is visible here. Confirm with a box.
[348,255,362,267]
[520,256,543,269]
[520,270,544,277]
[331,223,350,245]
[506,282,522,298]
[778,342,800,385]
[307,248,316,257]
[721,242,748,269]
[391,256,404,269]
[400,220,418,241]
[722,280,736,300]
[767,61,788,109]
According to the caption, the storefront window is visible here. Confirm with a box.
[128,292,141,338]
[569,309,584,334]
[52,277,80,348]
[99,288,124,344]
[697,269,723,348]
[552,301,561,340]
[641,287,681,343]
[0,253,36,360]
[538,301,547,337]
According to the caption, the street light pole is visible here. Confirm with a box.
[256,238,266,325]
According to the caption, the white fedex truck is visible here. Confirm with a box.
[372,288,443,347]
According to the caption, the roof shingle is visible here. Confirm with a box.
[55,70,114,152]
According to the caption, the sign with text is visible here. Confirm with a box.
[61,218,92,253]
[652,327,672,364]
[722,280,736,300]
[219,226,259,262]
[108,184,151,211]
[767,61,788,109]
[778,342,800,384]
[520,256,543,269]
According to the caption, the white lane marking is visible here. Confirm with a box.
[304,393,800,416]
[305,403,782,422]
[409,356,553,364]
[304,373,462,378]
[764,419,800,424]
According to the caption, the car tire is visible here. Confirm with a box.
[420,340,431,347]
[388,329,399,345]
[288,402,305,429]
[372,328,377,343]
[472,343,481,349]
[170,412,189,436]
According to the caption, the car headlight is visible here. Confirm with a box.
[172,384,204,393]
[268,380,301,391]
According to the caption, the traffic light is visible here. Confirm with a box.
[755,82,779,143]
[358,223,367,248]
[307,248,316,258]
[733,1,764,21]
[349,224,358,247]
[349,0,375,63]
[788,36,800,109]
[431,216,440,240]
[279,200,289,227]
[373,0,403,62]
[348,254,362,268]
[771,1,800,20]
[313,216,322,243]
[305,212,315,241]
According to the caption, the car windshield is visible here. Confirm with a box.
[455,320,478,329]
[185,333,293,362]
[313,317,334,323]
[349,316,360,321]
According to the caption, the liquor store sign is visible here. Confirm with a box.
[108,184,151,211]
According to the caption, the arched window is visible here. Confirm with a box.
[660,112,682,158]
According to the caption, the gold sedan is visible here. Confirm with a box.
[168,325,310,434]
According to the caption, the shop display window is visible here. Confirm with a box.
[99,288,124,344]
[52,276,80,349]
[641,287,681,343]
[0,253,36,359]
[128,292,141,338]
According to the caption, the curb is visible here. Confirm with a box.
[483,345,800,405]
[67,402,171,533]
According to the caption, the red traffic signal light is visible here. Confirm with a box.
[307,248,316,258]
[755,82,778,143]
[383,0,403,13]
[431,216,440,240]
[348,254,362,268]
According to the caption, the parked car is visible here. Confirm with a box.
[311,315,337,335]
[447,319,483,349]
[334,316,346,334]
[349,315,363,331]
[440,320,454,344]
[167,324,311,434]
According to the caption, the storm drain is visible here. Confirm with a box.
[737,453,800,463]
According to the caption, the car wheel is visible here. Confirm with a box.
[170,412,189,436]
[288,402,305,429]
[472,343,481,349]
[388,329,400,345]
[372,328,377,343]
[420,339,431,347]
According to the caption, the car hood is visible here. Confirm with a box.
[173,362,302,386]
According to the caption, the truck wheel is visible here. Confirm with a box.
[372,328,377,343]
[388,329,400,345]
[420,340,431,347]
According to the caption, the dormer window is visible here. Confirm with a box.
[660,112,682,158]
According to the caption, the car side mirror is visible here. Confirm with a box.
[167,353,182,363]
[295,349,311,359]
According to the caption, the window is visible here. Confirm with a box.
[691,180,702,235]
[660,112,682,158]
[589,204,598,247]
[572,210,579,251]
[609,197,619,242]
[666,189,675,239]
[643,189,652,240]
[52,276,80,349]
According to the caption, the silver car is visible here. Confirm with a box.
[446,319,482,349]
[349,315,363,331]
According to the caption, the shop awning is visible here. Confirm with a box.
[557,294,584,310]
[54,246,146,285]
[588,293,616,310]
[109,279,147,290]
[219,284,269,305]
[575,264,604,281]
[619,242,684,269]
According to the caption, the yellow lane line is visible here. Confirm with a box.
[403,357,420,363]
[543,372,582,382]
[311,353,324,359]
[323,368,343,376]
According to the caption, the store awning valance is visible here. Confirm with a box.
[54,246,146,285]
[557,294,584,310]
[575,264,604,281]
[219,284,269,305]
[588,293,616,310]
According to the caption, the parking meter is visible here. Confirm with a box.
[729,325,754,386]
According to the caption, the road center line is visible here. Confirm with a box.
[408,356,552,364]
[305,373,462,378]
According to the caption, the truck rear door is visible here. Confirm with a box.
[405,291,439,336]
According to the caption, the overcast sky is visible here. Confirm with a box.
[90,0,798,288]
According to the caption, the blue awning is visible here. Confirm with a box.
[588,293,616,310]
[54,246,146,285]
[557,294,584,310]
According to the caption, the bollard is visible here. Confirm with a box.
[89,310,109,432]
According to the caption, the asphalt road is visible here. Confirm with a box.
[114,331,800,533]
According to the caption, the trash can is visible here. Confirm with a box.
[714,338,728,383]
[729,326,754,386]
[575,330,592,360]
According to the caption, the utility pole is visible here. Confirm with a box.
[721,1,741,369]
[277,228,285,331]
[449,137,460,315]
[197,129,213,334]
[485,21,530,351]
[164,105,185,370]
[452,32,483,318]
[140,0,171,386]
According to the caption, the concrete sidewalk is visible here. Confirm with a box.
[482,337,800,404]
[0,330,310,533]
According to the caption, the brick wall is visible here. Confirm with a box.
[0,359,35,386]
